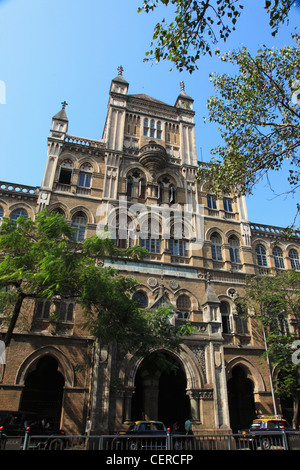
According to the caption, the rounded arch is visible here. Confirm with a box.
[122,345,205,392]
[15,346,75,388]
[77,156,100,173]
[58,153,76,166]
[0,199,9,218]
[174,289,199,311]
[252,238,269,251]
[226,356,266,394]
[9,202,34,220]
[120,163,150,181]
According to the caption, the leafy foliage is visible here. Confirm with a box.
[236,271,300,426]
[138,0,294,73]
[197,36,300,201]
[0,210,191,353]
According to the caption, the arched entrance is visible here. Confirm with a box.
[131,351,190,432]
[20,356,65,427]
[227,365,255,432]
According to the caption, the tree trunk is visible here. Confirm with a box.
[4,292,25,347]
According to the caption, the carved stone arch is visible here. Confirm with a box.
[286,243,300,252]
[70,206,94,224]
[15,346,75,388]
[133,283,152,295]
[252,238,270,250]
[121,345,205,392]
[58,153,76,166]
[48,202,70,219]
[9,202,35,219]
[205,226,225,243]
[106,207,136,237]
[225,229,243,244]
[174,289,199,310]
[156,170,181,188]
[0,199,9,217]
[121,163,150,181]
[226,356,266,394]
[77,156,100,173]
[168,213,194,239]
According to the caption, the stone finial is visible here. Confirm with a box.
[180,81,185,92]
[117,65,124,76]
[61,101,68,109]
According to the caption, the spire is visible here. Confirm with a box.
[175,81,194,109]
[112,65,129,85]
[52,101,68,121]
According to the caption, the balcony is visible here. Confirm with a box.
[139,142,168,172]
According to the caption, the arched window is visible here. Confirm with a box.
[78,163,92,188]
[150,119,155,138]
[157,121,162,139]
[211,233,222,261]
[223,198,233,212]
[35,300,51,320]
[126,176,133,198]
[229,236,240,263]
[272,247,285,269]
[143,118,149,136]
[177,294,191,319]
[138,178,146,199]
[255,244,267,267]
[0,206,4,219]
[220,301,231,334]
[289,249,300,270]
[132,291,148,308]
[169,185,176,203]
[59,300,74,322]
[11,208,28,222]
[51,207,65,217]
[72,212,87,242]
[58,159,73,185]
[207,195,217,210]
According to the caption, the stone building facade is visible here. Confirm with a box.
[0,69,299,435]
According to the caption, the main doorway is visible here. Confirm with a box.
[20,355,65,427]
[227,365,255,433]
[131,351,190,432]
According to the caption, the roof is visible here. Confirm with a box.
[128,93,170,107]
[52,108,68,122]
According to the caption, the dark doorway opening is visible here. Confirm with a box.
[158,366,190,432]
[131,352,190,433]
[227,365,255,433]
[20,356,65,427]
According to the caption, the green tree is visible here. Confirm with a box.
[197,37,300,228]
[236,271,300,427]
[0,210,191,357]
[139,0,295,73]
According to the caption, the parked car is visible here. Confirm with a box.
[114,420,188,450]
[239,417,292,450]
[0,410,66,450]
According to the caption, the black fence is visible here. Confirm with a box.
[1,430,300,451]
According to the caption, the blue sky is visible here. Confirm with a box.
[0,0,299,227]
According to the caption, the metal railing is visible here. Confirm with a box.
[1,430,300,451]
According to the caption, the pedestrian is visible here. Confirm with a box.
[172,421,179,432]
[184,417,193,435]
[85,416,91,435]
